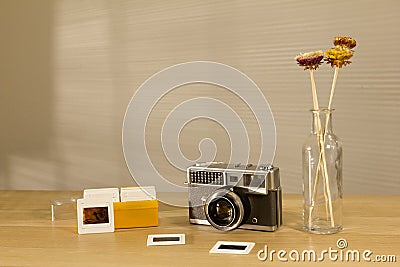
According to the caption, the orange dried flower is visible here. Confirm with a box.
[333,36,356,49]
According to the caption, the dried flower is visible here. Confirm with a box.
[324,47,354,68]
[333,36,356,49]
[295,50,324,70]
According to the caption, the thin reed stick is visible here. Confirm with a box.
[308,70,334,227]
[328,67,339,110]
[312,67,340,227]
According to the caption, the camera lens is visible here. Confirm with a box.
[205,188,244,231]
[207,197,235,226]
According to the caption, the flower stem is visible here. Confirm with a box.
[309,69,335,228]
[324,67,339,227]
[309,69,319,110]
[328,67,339,110]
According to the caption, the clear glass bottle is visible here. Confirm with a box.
[302,108,343,234]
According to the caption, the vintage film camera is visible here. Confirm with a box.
[187,162,282,232]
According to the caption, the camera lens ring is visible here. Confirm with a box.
[204,188,244,231]
[207,196,236,227]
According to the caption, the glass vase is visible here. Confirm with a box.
[302,108,343,234]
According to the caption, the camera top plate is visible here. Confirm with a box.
[187,162,280,192]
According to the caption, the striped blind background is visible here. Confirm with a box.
[0,0,399,194]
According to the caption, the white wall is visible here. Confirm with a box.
[0,0,399,194]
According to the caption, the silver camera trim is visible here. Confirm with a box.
[189,218,279,232]
[186,162,280,193]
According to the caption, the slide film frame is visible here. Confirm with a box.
[209,241,255,255]
[120,186,156,202]
[77,198,115,234]
[83,188,120,202]
[147,234,186,246]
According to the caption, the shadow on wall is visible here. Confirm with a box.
[0,0,55,189]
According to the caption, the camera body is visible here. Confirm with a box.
[187,162,282,232]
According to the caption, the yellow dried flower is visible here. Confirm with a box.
[324,47,354,68]
[333,36,356,49]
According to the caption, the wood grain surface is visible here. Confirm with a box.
[0,191,398,266]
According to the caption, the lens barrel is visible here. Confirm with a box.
[205,188,244,231]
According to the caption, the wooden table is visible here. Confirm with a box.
[0,191,398,266]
